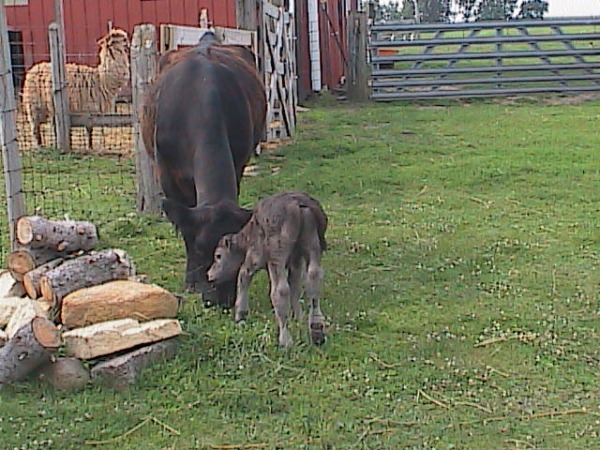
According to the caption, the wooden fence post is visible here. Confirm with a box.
[347,11,369,102]
[131,24,161,214]
[0,2,26,250]
[236,0,258,30]
[49,22,71,152]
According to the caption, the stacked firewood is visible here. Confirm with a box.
[0,216,182,391]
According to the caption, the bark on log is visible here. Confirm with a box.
[5,299,49,339]
[0,330,6,347]
[40,249,135,312]
[0,270,25,298]
[91,338,179,390]
[22,259,64,300]
[16,216,98,252]
[8,248,65,282]
[0,317,62,385]
[61,280,179,329]
[38,357,90,391]
[62,318,182,360]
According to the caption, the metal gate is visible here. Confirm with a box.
[370,18,600,101]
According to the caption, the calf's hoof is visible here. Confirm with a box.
[309,322,326,346]
[278,329,293,349]
[234,310,248,322]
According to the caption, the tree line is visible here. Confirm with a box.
[371,0,549,23]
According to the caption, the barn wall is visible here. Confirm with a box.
[295,0,356,100]
[5,0,237,71]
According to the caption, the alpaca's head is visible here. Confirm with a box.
[97,28,130,87]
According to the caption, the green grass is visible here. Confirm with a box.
[1,96,600,449]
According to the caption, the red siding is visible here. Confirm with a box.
[295,0,356,99]
[5,0,238,68]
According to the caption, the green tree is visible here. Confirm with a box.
[519,0,549,19]
[399,0,451,23]
[480,0,505,20]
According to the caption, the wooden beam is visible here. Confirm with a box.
[131,24,161,214]
[347,11,369,102]
[236,0,258,31]
[70,113,132,128]
[0,2,26,250]
[49,22,71,152]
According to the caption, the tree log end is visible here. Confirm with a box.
[32,317,62,349]
[16,216,34,246]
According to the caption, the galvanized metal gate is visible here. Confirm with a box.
[369,18,600,101]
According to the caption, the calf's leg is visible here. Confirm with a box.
[235,262,256,322]
[287,254,304,320]
[268,262,293,348]
[305,254,326,346]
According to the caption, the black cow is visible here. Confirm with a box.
[142,32,267,307]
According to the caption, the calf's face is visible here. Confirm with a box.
[207,234,245,284]
[161,198,251,305]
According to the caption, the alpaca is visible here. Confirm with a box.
[21,28,130,150]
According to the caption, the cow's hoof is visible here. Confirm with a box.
[309,322,326,346]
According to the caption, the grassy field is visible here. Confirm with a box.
[1,95,599,449]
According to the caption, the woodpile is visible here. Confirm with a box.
[0,216,182,391]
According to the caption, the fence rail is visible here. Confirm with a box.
[369,18,600,101]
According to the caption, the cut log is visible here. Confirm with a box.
[39,357,90,391]
[5,299,48,339]
[63,318,182,360]
[0,270,25,298]
[8,248,65,282]
[91,338,179,390]
[61,280,179,329]
[0,317,61,385]
[40,249,135,312]
[0,330,6,347]
[22,259,64,300]
[16,216,98,252]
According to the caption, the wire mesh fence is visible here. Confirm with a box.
[1,5,139,266]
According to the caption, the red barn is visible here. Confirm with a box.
[5,0,356,97]
[295,0,358,99]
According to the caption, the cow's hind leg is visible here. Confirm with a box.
[288,254,304,321]
[306,252,326,346]
[268,262,293,348]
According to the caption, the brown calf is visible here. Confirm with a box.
[207,192,328,348]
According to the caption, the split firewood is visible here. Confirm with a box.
[7,248,66,282]
[22,259,64,300]
[0,317,62,385]
[0,297,28,328]
[16,216,98,252]
[0,270,25,298]
[38,357,90,391]
[91,338,179,390]
[5,299,48,339]
[62,318,182,360]
[61,280,179,329]
[40,249,135,312]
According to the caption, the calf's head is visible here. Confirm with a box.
[207,234,246,284]
[161,198,251,305]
